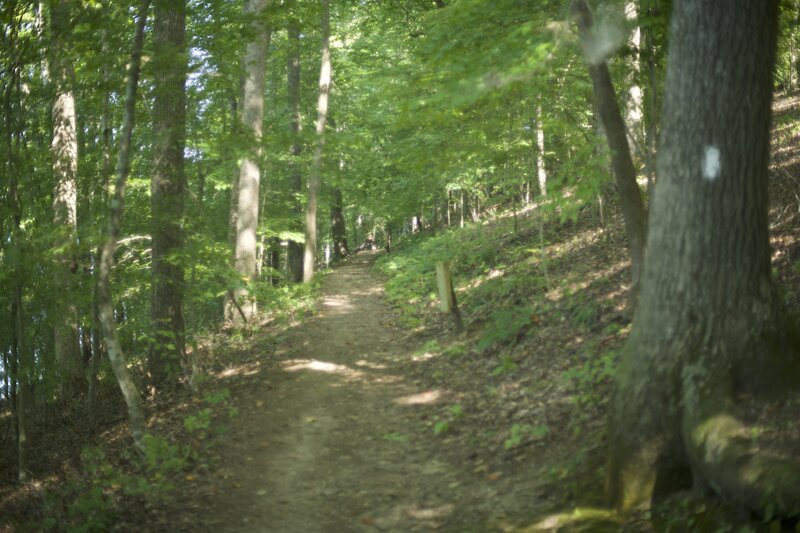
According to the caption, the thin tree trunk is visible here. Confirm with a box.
[330,187,349,260]
[227,93,239,253]
[14,278,28,482]
[573,0,648,303]
[89,7,114,414]
[97,0,150,453]
[286,12,304,282]
[303,0,331,283]
[228,0,271,324]
[535,103,547,197]
[4,20,29,481]
[459,191,464,228]
[623,1,643,160]
[643,0,658,201]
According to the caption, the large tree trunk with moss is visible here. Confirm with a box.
[607,0,800,519]
[149,0,187,387]
[227,0,270,325]
[573,0,648,302]
[50,0,83,397]
[286,11,304,283]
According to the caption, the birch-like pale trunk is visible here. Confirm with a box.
[535,104,547,197]
[624,1,644,159]
[228,0,270,325]
[303,0,331,284]
[50,0,82,396]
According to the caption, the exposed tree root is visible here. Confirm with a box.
[683,367,800,521]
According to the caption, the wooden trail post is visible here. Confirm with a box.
[436,261,464,333]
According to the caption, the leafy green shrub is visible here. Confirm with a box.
[45,436,191,532]
[504,423,550,449]
[491,354,519,376]
[478,304,533,351]
[184,408,212,434]
[562,349,620,409]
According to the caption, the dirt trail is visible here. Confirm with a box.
[190,254,483,532]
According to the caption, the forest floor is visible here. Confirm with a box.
[146,252,568,532]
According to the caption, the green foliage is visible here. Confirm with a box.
[565,291,601,329]
[491,355,519,376]
[478,305,534,352]
[562,349,620,410]
[184,408,212,434]
[382,432,408,443]
[44,436,191,532]
[433,419,450,435]
[504,423,550,449]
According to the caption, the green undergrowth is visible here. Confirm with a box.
[38,386,242,533]
[374,200,638,524]
[374,200,623,354]
[35,276,325,532]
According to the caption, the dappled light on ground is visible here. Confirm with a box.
[215,361,262,379]
[282,358,362,377]
[394,389,443,405]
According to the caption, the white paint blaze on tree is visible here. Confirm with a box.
[229,0,270,324]
[303,0,331,284]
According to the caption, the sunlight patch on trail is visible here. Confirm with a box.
[322,295,354,311]
[394,389,443,405]
[282,359,364,379]
[216,361,261,378]
[355,359,388,370]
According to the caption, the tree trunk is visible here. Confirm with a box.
[149,0,187,386]
[96,0,150,453]
[286,12,304,283]
[228,0,270,324]
[573,0,648,302]
[535,104,547,197]
[13,278,28,482]
[303,0,331,284]
[624,1,644,160]
[330,187,349,261]
[227,93,239,253]
[49,0,83,398]
[643,0,659,201]
[607,0,800,519]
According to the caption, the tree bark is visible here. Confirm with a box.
[228,0,270,325]
[49,0,83,397]
[573,0,648,302]
[303,0,331,283]
[330,186,349,260]
[607,0,800,519]
[286,11,304,283]
[149,0,187,386]
[623,1,644,160]
[97,0,150,453]
[535,103,547,197]
[642,0,659,201]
